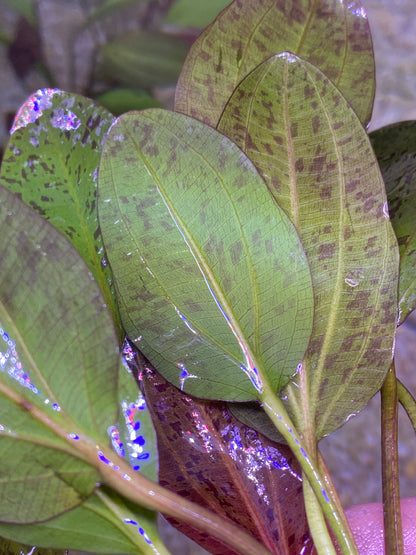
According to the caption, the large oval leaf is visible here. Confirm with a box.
[0,89,118,329]
[140,361,314,555]
[370,121,416,325]
[218,54,399,438]
[98,108,314,401]
[174,0,374,126]
[0,183,120,522]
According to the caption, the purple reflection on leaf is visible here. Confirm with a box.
[140,362,314,555]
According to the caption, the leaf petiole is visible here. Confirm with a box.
[261,384,358,555]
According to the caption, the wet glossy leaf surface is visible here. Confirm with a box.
[370,121,416,325]
[175,0,374,126]
[0,89,118,328]
[0,184,122,522]
[140,359,314,555]
[98,108,314,402]
[218,54,399,439]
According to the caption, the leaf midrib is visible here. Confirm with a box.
[126,117,263,394]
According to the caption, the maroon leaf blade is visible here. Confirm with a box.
[140,360,314,555]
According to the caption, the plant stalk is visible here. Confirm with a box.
[397,378,416,431]
[95,442,273,555]
[302,473,337,555]
[381,364,404,555]
[261,385,358,555]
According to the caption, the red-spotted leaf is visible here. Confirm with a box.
[98,108,314,402]
[175,0,374,127]
[139,359,314,555]
[370,121,416,325]
[218,54,399,439]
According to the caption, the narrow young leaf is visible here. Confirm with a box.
[0,89,118,329]
[218,54,399,439]
[0,184,119,522]
[175,0,374,126]
[140,361,314,555]
[164,0,231,28]
[99,31,188,89]
[98,108,314,402]
[370,121,416,325]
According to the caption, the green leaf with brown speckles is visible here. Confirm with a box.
[98,108,314,402]
[218,54,399,439]
[175,0,374,127]
[0,89,119,332]
[370,121,416,326]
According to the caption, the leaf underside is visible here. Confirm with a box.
[98,108,314,402]
[218,54,399,439]
[175,0,374,127]
[370,121,416,326]
[0,184,119,523]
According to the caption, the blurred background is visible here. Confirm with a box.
[0,0,415,553]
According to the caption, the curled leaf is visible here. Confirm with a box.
[370,121,416,325]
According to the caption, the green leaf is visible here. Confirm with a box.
[0,183,119,522]
[95,88,161,116]
[175,0,374,127]
[98,108,314,401]
[0,487,163,554]
[218,54,398,439]
[0,89,118,331]
[370,121,416,325]
[164,0,231,28]
[99,31,188,89]
[0,345,164,553]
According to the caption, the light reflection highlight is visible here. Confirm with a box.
[0,326,61,411]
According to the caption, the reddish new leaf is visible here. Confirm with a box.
[139,359,313,555]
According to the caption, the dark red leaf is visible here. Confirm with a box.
[139,360,313,555]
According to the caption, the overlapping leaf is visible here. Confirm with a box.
[98,108,314,402]
[218,54,399,439]
[0,89,118,329]
[0,349,164,552]
[0,188,165,550]
[0,184,119,522]
[370,121,416,325]
[140,360,314,555]
[175,0,374,127]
